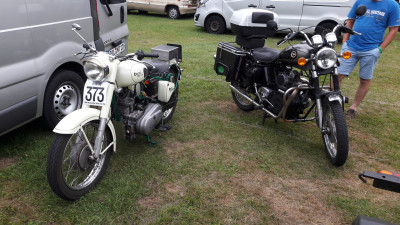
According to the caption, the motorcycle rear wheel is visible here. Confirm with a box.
[231,85,256,111]
[46,120,112,200]
[321,101,349,166]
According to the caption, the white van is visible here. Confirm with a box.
[0,0,129,136]
[194,0,355,34]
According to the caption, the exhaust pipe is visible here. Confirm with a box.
[229,84,278,118]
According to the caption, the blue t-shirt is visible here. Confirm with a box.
[346,0,400,51]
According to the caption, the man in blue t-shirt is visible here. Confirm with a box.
[338,0,400,118]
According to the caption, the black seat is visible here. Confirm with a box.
[252,47,280,63]
[142,59,170,75]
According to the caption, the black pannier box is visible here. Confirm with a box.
[230,8,278,49]
[214,42,246,82]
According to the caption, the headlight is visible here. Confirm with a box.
[325,32,337,46]
[311,35,323,48]
[83,56,109,81]
[315,47,337,69]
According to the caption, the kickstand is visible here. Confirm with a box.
[146,135,160,146]
[261,112,269,126]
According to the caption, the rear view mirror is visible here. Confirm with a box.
[355,5,367,17]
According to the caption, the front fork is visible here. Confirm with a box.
[312,66,341,131]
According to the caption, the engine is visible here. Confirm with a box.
[116,87,162,140]
[257,70,310,119]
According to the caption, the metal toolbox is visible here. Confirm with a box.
[151,44,182,62]
[214,42,246,82]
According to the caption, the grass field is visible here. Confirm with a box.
[1,12,400,224]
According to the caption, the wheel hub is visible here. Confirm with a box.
[53,83,79,119]
[210,21,220,32]
[78,146,94,170]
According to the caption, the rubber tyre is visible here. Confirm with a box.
[46,122,112,200]
[231,85,255,111]
[43,70,84,129]
[321,100,349,167]
[205,15,226,34]
[167,6,180,19]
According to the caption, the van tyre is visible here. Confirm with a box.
[315,22,338,37]
[205,15,226,34]
[43,70,84,129]
[167,6,180,19]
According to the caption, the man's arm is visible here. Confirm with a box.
[380,26,399,51]
[342,19,355,44]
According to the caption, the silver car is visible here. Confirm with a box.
[0,0,129,136]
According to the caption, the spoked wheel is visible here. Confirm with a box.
[231,84,257,111]
[321,100,349,166]
[46,120,113,200]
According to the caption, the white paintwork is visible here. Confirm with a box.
[230,8,278,27]
[116,60,147,87]
[53,108,117,152]
[157,80,175,102]
[194,0,355,34]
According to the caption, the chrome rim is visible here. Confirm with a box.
[163,108,173,119]
[53,82,82,119]
[62,122,106,190]
[169,8,177,18]
[210,20,220,32]
[323,106,337,158]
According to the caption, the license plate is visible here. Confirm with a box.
[83,80,110,106]
[107,42,125,56]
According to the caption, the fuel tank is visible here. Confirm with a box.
[277,44,313,70]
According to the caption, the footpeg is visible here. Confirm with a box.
[157,124,171,132]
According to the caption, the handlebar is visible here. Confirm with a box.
[136,50,159,60]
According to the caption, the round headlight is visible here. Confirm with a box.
[315,48,337,69]
[83,56,109,81]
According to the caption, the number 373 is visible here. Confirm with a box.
[85,86,105,102]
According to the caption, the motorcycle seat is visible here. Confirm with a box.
[252,47,280,63]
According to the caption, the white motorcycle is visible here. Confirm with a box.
[46,24,182,200]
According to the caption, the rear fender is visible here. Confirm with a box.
[53,108,116,152]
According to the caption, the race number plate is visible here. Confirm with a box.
[83,80,110,106]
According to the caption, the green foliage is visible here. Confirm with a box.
[1,13,399,224]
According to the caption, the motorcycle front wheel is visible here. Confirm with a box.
[321,100,349,166]
[46,120,112,200]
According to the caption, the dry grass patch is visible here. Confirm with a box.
[0,157,18,170]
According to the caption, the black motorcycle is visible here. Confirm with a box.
[214,6,366,166]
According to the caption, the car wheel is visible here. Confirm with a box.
[167,6,180,19]
[43,70,84,129]
[205,15,226,34]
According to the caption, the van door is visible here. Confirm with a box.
[95,0,129,55]
[0,0,39,134]
[260,0,303,31]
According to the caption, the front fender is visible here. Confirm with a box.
[53,108,117,152]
